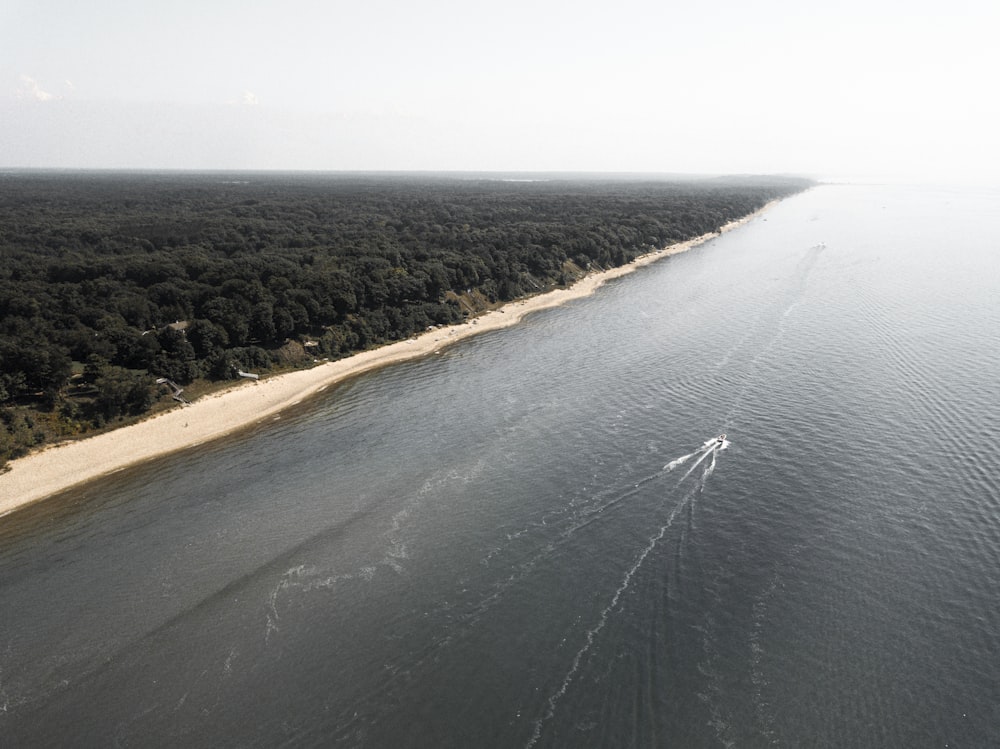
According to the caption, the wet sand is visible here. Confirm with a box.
[0,205,773,517]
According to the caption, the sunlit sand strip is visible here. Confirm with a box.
[0,202,775,517]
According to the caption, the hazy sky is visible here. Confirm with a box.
[2,0,997,181]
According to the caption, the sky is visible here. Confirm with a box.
[2,0,998,182]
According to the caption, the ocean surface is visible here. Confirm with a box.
[2,183,999,747]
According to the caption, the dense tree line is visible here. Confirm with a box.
[0,172,812,465]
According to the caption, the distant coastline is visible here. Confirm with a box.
[0,201,778,518]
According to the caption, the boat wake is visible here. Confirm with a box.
[526,435,729,747]
[665,435,728,472]
[475,437,731,619]
[316,434,732,746]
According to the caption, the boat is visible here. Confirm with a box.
[716,433,727,444]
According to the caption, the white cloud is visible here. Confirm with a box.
[17,75,55,102]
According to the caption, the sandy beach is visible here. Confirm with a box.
[0,205,773,517]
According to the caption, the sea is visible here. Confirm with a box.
[1,183,998,748]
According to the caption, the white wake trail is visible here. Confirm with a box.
[665,435,722,473]
[664,449,700,472]
[527,437,728,747]
[525,486,697,748]
[679,444,717,483]
[703,450,718,482]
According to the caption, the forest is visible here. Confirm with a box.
[0,172,812,467]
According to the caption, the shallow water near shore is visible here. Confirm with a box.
[2,183,1000,747]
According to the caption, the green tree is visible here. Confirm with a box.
[92,367,154,421]
[186,319,229,358]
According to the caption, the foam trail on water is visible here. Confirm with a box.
[703,450,718,482]
[664,449,701,472]
[526,443,724,747]
[525,493,692,748]
[475,438,729,638]
[666,432,729,472]
[679,444,717,483]
[570,441,722,540]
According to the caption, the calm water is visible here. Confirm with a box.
[2,184,999,747]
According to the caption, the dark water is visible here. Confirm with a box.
[2,184,999,747]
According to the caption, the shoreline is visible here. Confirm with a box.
[0,202,775,518]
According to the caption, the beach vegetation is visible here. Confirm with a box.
[0,172,812,468]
